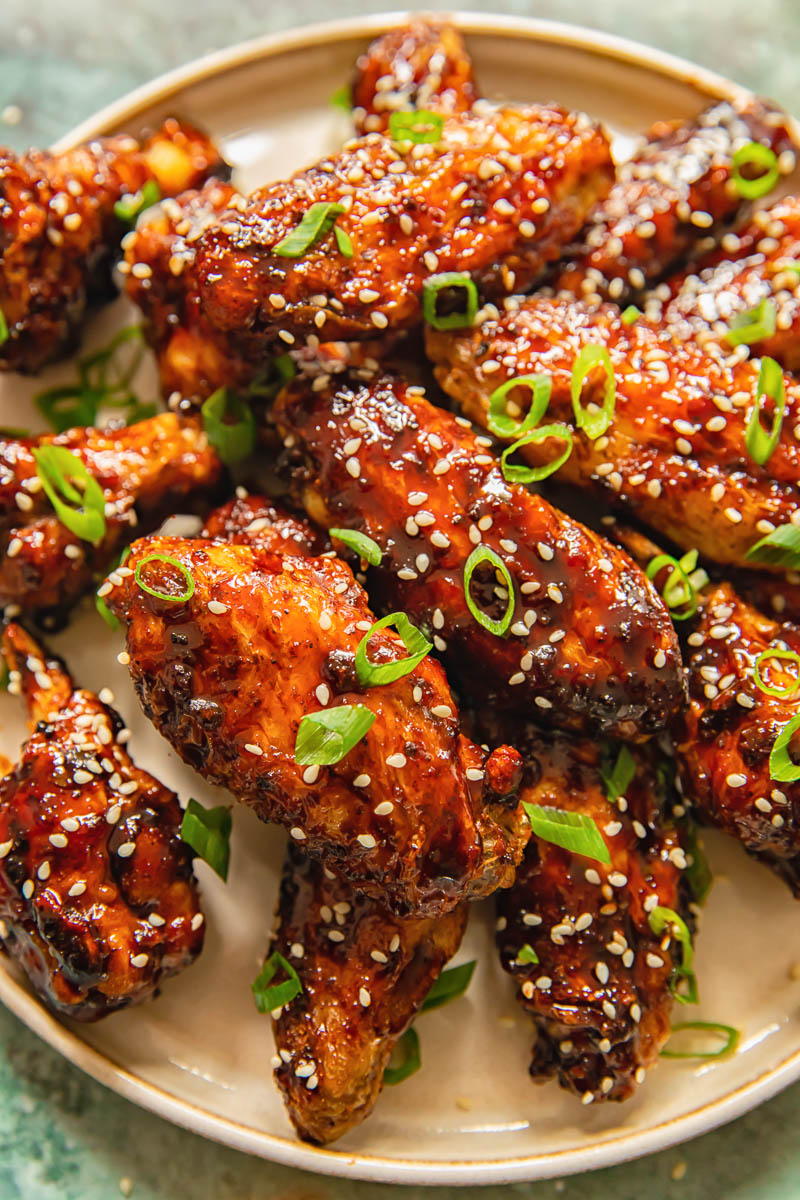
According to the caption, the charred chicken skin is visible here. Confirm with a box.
[274,373,684,740]
[270,842,467,1144]
[427,295,800,572]
[105,533,526,918]
[553,98,797,304]
[0,622,203,1020]
[200,492,327,557]
[0,118,227,373]
[0,413,222,622]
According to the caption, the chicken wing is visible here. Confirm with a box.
[0,413,222,623]
[200,492,327,556]
[553,98,797,303]
[0,622,203,1020]
[0,118,227,372]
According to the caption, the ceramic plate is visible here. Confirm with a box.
[2,12,800,1186]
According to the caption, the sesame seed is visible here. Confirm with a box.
[371,312,389,329]
[521,981,534,999]
[353,774,371,788]
[319,612,332,631]
[654,649,666,668]
[130,953,149,968]
[537,542,554,561]
[328,930,345,942]
[357,833,377,849]
[117,842,136,858]
[117,651,130,666]
[726,773,747,788]
[595,961,610,984]
[630,1003,642,1023]
[374,801,394,816]
[386,753,407,768]
[68,882,86,898]
[303,765,320,785]
[208,600,228,615]
[608,872,628,887]
[646,953,664,968]
[466,768,485,782]
[73,770,93,785]
[371,950,388,963]
[389,934,400,952]
[345,457,361,478]
[535,975,553,990]
[359,987,372,1007]
[244,742,263,756]
[48,833,68,848]
[106,805,121,825]
[290,827,306,841]
[585,869,601,885]
[315,684,330,705]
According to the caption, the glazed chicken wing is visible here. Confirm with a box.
[200,491,327,556]
[0,622,203,1020]
[0,413,222,623]
[0,118,227,372]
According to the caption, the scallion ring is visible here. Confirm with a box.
[134,553,195,603]
[329,528,382,566]
[33,445,106,545]
[648,906,697,1007]
[661,1021,740,1060]
[273,202,346,258]
[500,423,573,484]
[463,545,515,637]
[725,298,776,348]
[570,345,616,440]
[422,272,478,331]
[201,388,256,464]
[486,373,551,440]
[295,704,376,766]
[769,713,800,782]
[745,355,785,465]
[355,612,432,687]
[252,952,303,1014]
[731,142,780,200]
[646,552,701,621]
[754,648,800,698]
[389,110,445,144]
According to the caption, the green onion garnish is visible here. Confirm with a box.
[725,298,776,348]
[180,798,232,881]
[0,307,8,347]
[389,109,445,144]
[134,553,195,603]
[522,802,610,864]
[273,202,346,258]
[334,224,354,258]
[422,272,478,331]
[487,374,551,440]
[330,528,382,565]
[746,523,800,571]
[330,84,352,111]
[383,1027,421,1085]
[571,345,616,440]
[355,612,432,687]
[769,713,800,782]
[500,423,573,484]
[35,325,151,432]
[745,355,785,465]
[33,445,107,545]
[646,550,706,621]
[621,305,641,325]
[201,388,256,464]
[113,179,161,227]
[295,704,376,766]
[600,745,636,804]
[684,823,713,906]
[248,353,297,401]
[754,648,800,698]
[517,943,539,965]
[661,1021,740,1060]
[96,546,130,631]
[731,142,779,200]
[648,905,697,1007]
[463,545,515,637]
[252,951,303,1014]
[420,960,476,1013]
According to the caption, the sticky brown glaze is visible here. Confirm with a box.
[553,98,797,304]
[0,413,223,624]
[106,534,526,918]
[0,118,227,372]
[494,730,691,1104]
[427,294,800,572]
[271,843,467,1144]
[274,373,684,740]
[351,18,478,135]
[201,493,327,556]
[194,105,613,346]
[0,622,203,1020]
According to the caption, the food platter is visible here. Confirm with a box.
[2,11,800,1186]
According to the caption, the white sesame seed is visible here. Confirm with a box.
[595,961,610,984]
[303,765,320,785]
[290,827,307,841]
[117,842,136,858]
[537,542,554,561]
[208,600,228,615]
[244,742,263,756]
[386,753,407,768]
[68,882,86,898]
[646,953,664,968]
[73,770,93,785]
[48,833,68,849]
[585,869,601,885]
[608,872,628,887]
[373,801,394,816]
[131,953,149,968]
[466,768,485,782]
[726,773,747,788]
[328,929,345,942]
[357,833,377,849]
[359,987,372,1007]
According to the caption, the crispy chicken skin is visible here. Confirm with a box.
[351,18,478,135]
[0,413,222,623]
[200,493,327,557]
[194,105,613,345]
[427,295,800,572]
[270,843,467,1144]
[105,534,526,918]
[494,731,690,1104]
[0,622,203,1020]
[274,373,684,740]
[0,118,227,372]
[553,98,797,303]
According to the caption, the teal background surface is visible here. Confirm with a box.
[2,2,800,1197]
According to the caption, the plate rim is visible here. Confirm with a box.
[7,9,799,1185]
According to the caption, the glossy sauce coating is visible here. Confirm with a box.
[201,492,328,556]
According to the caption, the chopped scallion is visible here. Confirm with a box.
[746,523,800,571]
[295,704,376,766]
[180,798,232,881]
[33,445,106,545]
[422,272,478,331]
[134,553,195,603]
[273,202,346,258]
[661,1021,740,1059]
[731,142,779,200]
[389,109,444,144]
[383,1027,421,1085]
[769,713,800,782]
[355,612,432,687]
[754,648,800,698]
[500,423,573,484]
[201,388,256,464]
[522,802,610,864]
[329,528,382,565]
[463,545,515,637]
[745,355,785,465]
[420,960,476,1012]
[725,298,776,348]
[252,951,303,1013]
[571,345,616,440]
[113,179,161,227]
[487,374,551,440]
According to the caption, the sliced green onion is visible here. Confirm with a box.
[0,307,8,346]
[201,388,256,464]
[746,523,800,570]
[334,224,354,258]
[355,612,432,687]
[389,109,444,144]
[134,553,195,603]
[725,298,776,348]
[621,305,641,325]
[113,178,161,227]
[571,345,616,440]
[648,905,697,1007]
[422,272,478,331]
[731,142,779,200]
[95,547,130,631]
[745,355,785,465]
[33,446,106,545]
[273,202,345,258]
[330,84,352,111]
[329,528,382,565]
[646,551,702,621]
[35,324,148,432]
[252,951,303,1014]
[248,354,297,401]
[0,655,8,690]
[684,824,713,906]
[487,374,551,440]
[180,798,232,881]
[661,1021,740,1060]
[463,545,515,637]
[500,423,573,484]
[769,713,800,782]
[754,648,800,698]
[517,943,539,965]
[601,745,636,804]
[383,1027,421,1085]
[295,704,376,766]
[420,960,476,1013]
[522,802,610,864]
[35,385,101,434]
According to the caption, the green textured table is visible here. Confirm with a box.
[2,2,800,1198]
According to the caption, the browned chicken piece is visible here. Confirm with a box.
[194,105,613,346]
[0,622,203,1020]
[553,98,797,303]
[270,843,467,1144]
[274,373,684,740]
[427,295,800,572]
[0,118,227,372]
[494,729,691,1104]
[105,534,526,918]
[351,18,478,134]
[734,569,800,623]
[200,492,327,556]
[0,413,222,624]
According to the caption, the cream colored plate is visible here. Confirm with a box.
[2,12,800,1185]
